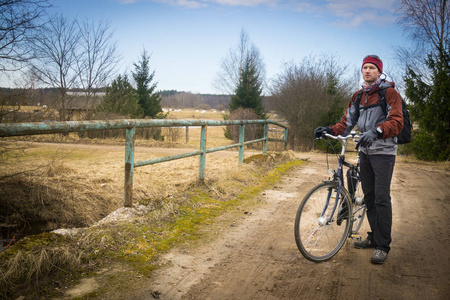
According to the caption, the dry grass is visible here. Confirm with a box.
[1,105,58,115]
[0,143,124,228]
[0,107,287,231]
[5,124,234,149]
[166,108,226,120]
[4,108,286,151]
[0,110,292,298]
[0,141,303,298]
[0,109,287,229]
[0,233,82,298]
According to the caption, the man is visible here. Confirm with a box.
[314,55,403,264]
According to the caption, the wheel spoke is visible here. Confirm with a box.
[295,183,352,262]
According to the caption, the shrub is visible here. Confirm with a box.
[407,130,450,161]
[225,108,263,144]
[196,103,211,111]
[215,104,227,111]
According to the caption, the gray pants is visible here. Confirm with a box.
[359,152,396,253]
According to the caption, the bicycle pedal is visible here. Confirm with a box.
[350,234,361,241]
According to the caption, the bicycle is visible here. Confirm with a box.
[294,131,367,262]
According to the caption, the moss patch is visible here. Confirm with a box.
[0,154,307,298]
[111,157,305,273]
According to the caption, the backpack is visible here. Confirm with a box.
[354,88,412,144]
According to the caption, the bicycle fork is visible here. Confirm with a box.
[318,153,348,226]
[318,181,343,226]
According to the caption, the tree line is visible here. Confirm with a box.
[0,0,448,160]
[226,1,449,160]
[0,1,164,122]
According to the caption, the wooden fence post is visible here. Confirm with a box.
[198,125,207,180]
[239,124,245,164]
[124,127,135,207]
[263,122,268,155]
[284,128,288,150]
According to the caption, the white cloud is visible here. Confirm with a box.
[116,0,397,27]
[175,0,208,8]
[287,1,322,13]
[115,0,139,4]
[126,0,281,6]
[284,0,397,28]
[329,8,395,28]
[144,0,208,8]
[206,0,281,6]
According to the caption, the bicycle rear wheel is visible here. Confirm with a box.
[294,182,352,262]
[351,180,366,234]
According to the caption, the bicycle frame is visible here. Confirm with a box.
[294,131,366,262]
[320,132,360,224]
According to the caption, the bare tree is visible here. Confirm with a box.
[29,14,120,121]
[214,29,266,95]
[270,55,351,150]
[76,18,120,111]
[396,0,450,81]
[0,0,50,72]
[29,13,80,121]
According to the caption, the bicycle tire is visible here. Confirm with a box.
[351,180,366,234]
[294,182,352,262]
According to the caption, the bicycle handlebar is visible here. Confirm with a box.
[317,131,361,152]
[322,132,360,141]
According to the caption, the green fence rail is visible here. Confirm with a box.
[0,119,288,207]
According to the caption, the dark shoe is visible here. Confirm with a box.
[371,249,388,264]
[353,237,376,249]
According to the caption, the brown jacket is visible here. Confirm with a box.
[331,80,403,155]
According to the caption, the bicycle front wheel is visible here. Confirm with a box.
[294,182,352,262]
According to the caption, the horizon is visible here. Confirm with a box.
[1,0,410,95]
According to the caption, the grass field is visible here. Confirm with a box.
[0,113,299,298]
[3,108,285,150]
[0,108,287,230]
[164,109,282,148]
[166,108,226,120]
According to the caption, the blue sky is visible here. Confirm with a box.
[48,0,407,94]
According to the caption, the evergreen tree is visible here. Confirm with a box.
[404,45,450,160]
[132,49,163,118]
[229,59,266,119]
[97,74,139,117]
[318,71,347,126]
[315,71,349,152]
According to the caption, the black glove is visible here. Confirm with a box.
[314,126,332,138]
[357,128,378,148]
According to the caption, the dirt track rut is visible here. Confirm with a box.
[117,153,449,300]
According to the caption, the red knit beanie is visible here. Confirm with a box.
[362,55,383,73]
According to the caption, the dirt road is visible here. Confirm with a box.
[104,152,450,300]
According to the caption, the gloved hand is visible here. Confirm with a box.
[314,126,332,138]
[357,128,378,148]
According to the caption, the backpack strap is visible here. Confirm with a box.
[354,90,363,108]
[377,88,388,115]
[356,88,389,115]
[349,90,364,126]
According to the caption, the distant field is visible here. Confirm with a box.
[162,109,283,149]
[165,108,279,120]
[2,106,278,121]
[165,108,226,120]
[1,107,284,150]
